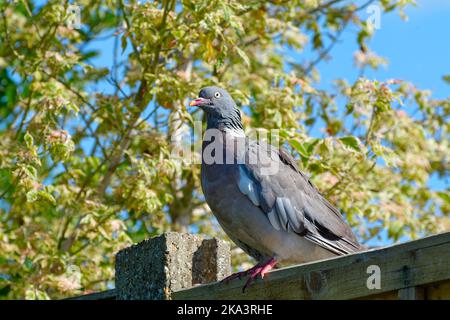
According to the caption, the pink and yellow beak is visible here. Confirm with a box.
[189,97,210,107]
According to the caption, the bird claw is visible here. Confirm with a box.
[221,258,277,292]
[220,269,250,284]
[242,266,263,292]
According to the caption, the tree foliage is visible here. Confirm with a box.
[0,0,448,299]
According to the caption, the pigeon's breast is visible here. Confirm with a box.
[200,131,245,213]
[201,161,239,224]
[201,161,334,264]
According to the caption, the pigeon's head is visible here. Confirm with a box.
[190,86,243,131]
[190,86,236,113]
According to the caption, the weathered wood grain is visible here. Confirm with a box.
[172,232,450,300]
[425,281,450,300]
[398,286,425,300]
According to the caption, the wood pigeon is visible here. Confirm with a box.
[190,86,363,291]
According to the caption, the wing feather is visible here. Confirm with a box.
[236,139,361,255]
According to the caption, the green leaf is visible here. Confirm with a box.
[305,138,320,154]
[26,190,38,203]
[37,190,56,206]
[0,285,11,297]
[121,34,128,53]
[98,226,111,240]
[289,139,309,158]
[24,132,33,148]
[24,257,33,270]
[339,136,362,152]
[443,75,450,85]
[235,47,250,68]
[278,129,292,139]
[388,220,403,241]
[273,110,282,128]
[437,191,450,204]
[23,165,37,179]
[67,101,79,114]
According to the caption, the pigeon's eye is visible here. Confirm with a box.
[214,92,221,98]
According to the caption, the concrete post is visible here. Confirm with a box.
[115,232,231,300]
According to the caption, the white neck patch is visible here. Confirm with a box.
[224,128,246,138]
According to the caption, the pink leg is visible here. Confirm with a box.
[221,257,277,293]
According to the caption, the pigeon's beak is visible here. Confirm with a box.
[189,97,211,107]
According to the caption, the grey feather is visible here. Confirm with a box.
[282,197,302,231]
[237,165,260,206]
[275,197,288,229]
[267,209,282,231]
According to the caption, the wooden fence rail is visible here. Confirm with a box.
[69,231,450,300]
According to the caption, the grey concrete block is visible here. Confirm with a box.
[115,232,230,300]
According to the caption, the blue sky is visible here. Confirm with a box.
[312,0,450,99]
[305,0,450,244]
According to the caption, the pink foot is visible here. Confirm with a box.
[221,257,277,292]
